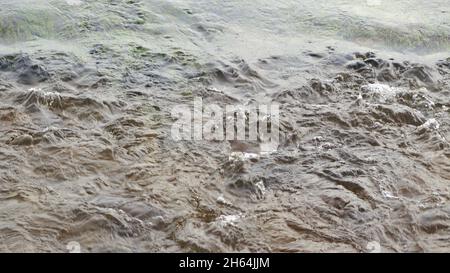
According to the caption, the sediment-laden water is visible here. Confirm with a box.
[0,0,449,252]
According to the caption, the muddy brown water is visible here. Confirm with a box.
[0,0,449,252]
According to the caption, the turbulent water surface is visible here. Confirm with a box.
[0,0,450,252]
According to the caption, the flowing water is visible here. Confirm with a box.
[0,0,449,252]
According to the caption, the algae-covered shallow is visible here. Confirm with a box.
[0,0,450,253]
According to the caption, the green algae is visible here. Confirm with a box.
[0,11,57,42]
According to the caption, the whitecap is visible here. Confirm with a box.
[216,214,242,227]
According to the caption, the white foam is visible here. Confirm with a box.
[216,214,242,227]
[381,190,398,199]
[419,118,440,130]
[229,152,259,162]
[361,83,404,102]
[27,88,61,107]
[217,195,233,206]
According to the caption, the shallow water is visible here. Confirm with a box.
[0,0,449,252]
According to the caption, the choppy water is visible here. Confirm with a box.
[0,0,449,252]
